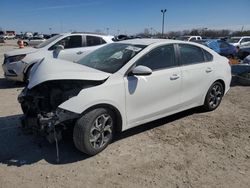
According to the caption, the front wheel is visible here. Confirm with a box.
[24,66,32,83]
[203,82,224,111]
[73,108,114,156]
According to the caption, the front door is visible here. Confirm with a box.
[124,44,182,127]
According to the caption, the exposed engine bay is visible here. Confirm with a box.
[18,80,104,142]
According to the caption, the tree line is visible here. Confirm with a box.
[139,28,250,38]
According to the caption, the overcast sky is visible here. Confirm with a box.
[0,0,249,34]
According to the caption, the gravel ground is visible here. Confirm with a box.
[0,41,250,188]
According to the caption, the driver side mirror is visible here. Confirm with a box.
[52,45,64,58]
[131,65,152,76]
[55,44,64,51]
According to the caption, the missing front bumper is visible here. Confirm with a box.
[21,108,79,142]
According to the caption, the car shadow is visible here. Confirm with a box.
[0,114,89,166]
[230,76,238,87]
[113,107,203,142]
[230,75,250,87]
[0,107,204,166]
[0,78,25,89]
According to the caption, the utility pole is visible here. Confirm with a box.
[161,9,167,38]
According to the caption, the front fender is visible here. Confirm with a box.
[58,77,127,130]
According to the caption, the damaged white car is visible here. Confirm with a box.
[18,39,231,156]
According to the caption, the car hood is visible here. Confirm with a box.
[28,58,111,89]
[5,47,39,57]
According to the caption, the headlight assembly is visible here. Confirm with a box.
[5,54,26,63]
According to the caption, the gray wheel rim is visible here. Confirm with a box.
[208,84,223,108]
[89,114,113,149]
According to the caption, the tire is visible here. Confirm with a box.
[203,82,224,111]
[21,101,37,116]
[21,102,28,114]
[73,108,115,156]
[24,65,33,83]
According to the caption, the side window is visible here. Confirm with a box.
[86,36,106,46]
[189,37,196,41]
[241,38,250,43]
[179,44,205,65]
[50,35,82,50]
[203,49,213,62]
[136,44,176,70]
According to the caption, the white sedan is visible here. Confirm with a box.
[18,39,231,156]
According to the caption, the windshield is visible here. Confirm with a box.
[227,38,240,43]
[77,43,146,73]
[34,34,62,48]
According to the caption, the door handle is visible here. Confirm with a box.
[76,51,83,55]
[170,74,180,80]
[206,67,213,73]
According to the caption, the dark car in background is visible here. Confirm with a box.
[195,39,237,57]
[237,43,250,60]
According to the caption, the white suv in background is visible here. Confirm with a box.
[3,34,16,40]
[2,32,114,82]
[228,36,250,47]
[178,35,202,41]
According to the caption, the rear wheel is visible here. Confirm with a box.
[73,108,114,155]
[203,82,224,111]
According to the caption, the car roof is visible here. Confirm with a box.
[116,38,177,45]
[60,32,113,38]
[231,36,250,39]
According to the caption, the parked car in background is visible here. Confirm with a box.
[2,32,114,82]
[2,33,16,40]
[18,39,231,156]
[24,32,33,38]
[196,39,237,57]
[43,34,52,39]
[228,36,250,47]
[23,37,46,46]
[177,35,202,41]
[237,44,250,60]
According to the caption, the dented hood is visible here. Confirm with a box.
[28,58,111,89]
[5,47,39,57]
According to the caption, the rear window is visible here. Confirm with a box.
[86,36,106,46]
[179,44,205,65]
[203,50,213,62]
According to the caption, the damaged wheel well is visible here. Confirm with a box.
[81,104,123,132]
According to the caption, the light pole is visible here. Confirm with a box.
[161,9,167,38]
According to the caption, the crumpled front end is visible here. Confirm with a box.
[18,79,104,142]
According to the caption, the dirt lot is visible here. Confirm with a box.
[0,41,249,188]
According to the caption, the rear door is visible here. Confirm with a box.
[177,44,215,107]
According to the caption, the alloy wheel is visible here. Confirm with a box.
[208,84,223,108]
[89,114,113,149]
